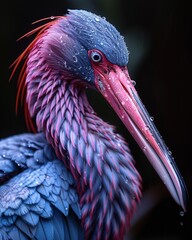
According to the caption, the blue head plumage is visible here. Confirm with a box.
[41,9,129,83]
[65,10,129,65]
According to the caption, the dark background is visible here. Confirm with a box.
[0,0,191,239]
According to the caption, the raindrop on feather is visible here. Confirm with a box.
[95,17,100,22]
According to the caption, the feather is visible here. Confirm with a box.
[70,203,81,219]
[15,205,29,216]
[37,184,51,198]
[21,212,39,227]
[1,216,16,227]
[65,213,83,240]
[8,226,28,240]
[52,208,65,239]
[53,195,67,216]
[40,201,53,218]
[51,184,60,196]
[85,144,93,167]
[24,191,41,205]
[35,219,54,240]
[34,149,47,163]
[15,218,37,238]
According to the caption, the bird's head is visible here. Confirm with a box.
[12,9,187,211]
[32,9,128,83]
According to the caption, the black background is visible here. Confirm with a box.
[0,0,191,239]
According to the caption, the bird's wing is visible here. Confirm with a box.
[0,133,83,240]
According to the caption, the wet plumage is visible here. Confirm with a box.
[0,9,187,240]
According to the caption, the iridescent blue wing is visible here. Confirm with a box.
[0,133,84,240]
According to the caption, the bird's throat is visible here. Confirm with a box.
[28,79,141,239]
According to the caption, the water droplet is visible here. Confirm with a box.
[180,221,184,226]
[59,35,64,44]
[143,146,147,152]
[98,78,105,92]
[168,151,172,156]
[107,84,111,90]
[125,178,129,184]
[73,55,78,63]
[131,80,136,86]
[121,114,125,119]
[50,16,55,20]
[27,142,32,148]
[64,61,67,69]
[180,211,185,217]
[95,17,100,22]
[150,116,154,121]
[121,101,125,106]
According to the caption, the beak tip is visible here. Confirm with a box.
[180,183,188,212]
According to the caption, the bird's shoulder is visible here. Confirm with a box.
[0,133,83,240]
[0,133,54,181]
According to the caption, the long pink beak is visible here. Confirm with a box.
[95,65,187,211]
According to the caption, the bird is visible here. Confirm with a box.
[0,9,187,240]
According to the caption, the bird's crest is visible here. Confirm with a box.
[10,16,65,132]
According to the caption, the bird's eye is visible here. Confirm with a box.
[90,51,102,63]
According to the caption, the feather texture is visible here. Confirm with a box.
[0,133,84,240]
[3,9,145,240]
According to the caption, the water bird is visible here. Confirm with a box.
[0,9,187,240]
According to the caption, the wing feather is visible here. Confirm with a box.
[0,133,84,240]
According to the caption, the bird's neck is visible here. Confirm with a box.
[27,77,141,239]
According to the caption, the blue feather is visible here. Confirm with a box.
[8,226,28,240]
[15,218,37,238]
[40,201,53,218]
[70,203,81,219]
[51,184,60,195]
[0,133,83,239]
[24,191,41,205]
[37,184,51,198]
[1,216,15,227]
[21,212,39,226]
[35,219,54,240]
